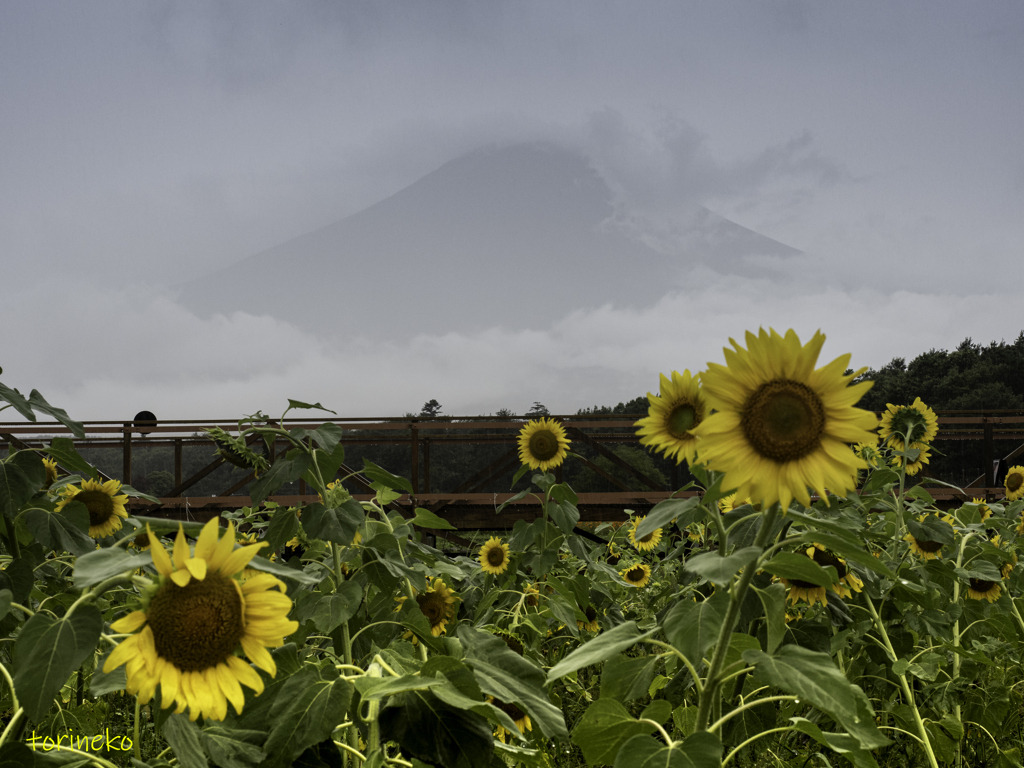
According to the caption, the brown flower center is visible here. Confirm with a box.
[970,578,998,593]
[1008,472,1023,493]
[742,380,825,463]
[584,606,597,622]
[914,538,943,553]
[528,429,559,461]
[147,572,244,673]
[487,546,506,567]
[76,490,115,526]
[416,591,447,627]
[626,567,646,583]
[809,547,847,579]
[668,402,700,438]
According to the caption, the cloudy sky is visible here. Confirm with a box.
[2,1,1023,421]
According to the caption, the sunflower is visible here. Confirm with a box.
[879,397,939,450]
[522,583,541,608]
[621,563,652,588]
[492,629,525,656]
[970,497,993,522]
[967,578,1002,603]
[42,457,59,487]
[577,605,601,632]
[781,576,828,607]
[131,529,153,551]
[634,370,706,465]
[806,543,863,598]
[890,442,931,476]
[102,518,297,721]
[689,328,877,512]
[903,517,952,560]
[396,579,457,639]
[491,698,532,743]
[1005,466,1024,501]
[853,442,884,469]
[628,516,663,552]
[517,418,571,471]
[606,542,621,567]
[478,537,511,575]
[55,478,130,538]
[719,493,751,513]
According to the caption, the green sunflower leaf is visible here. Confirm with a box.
[263,504,300,552]
[378,690,494,768]
[289,422,345,453]
[0,589,11,623]
[408,507,457,530]
[684,546,761,586]
[72,547,152,589]
[600,653,658,703]
[0,450,45,517]
[250,453,313,507]
[752,583,788,654]
[789,532,896,579]
[200,726,266,768]
[43,437,98,479]
[742,645,889,750]
[308,580,363,635]
[362,459,414,495]
[262,670,354,768]
[788,718,881,768]
[547,621,658,682]
[90,647,127,696]
[760,552,838,587]
[548,500,580,535]
[459,626,569,741]
[570,698,658,766]
[284,399,337,415]
[161,715,208,768]
[301,499,364,546]
[26,389,86,438]
[612,731,723,768]
[24,502,94,556]
[12,604,103,723]
[635,496,702,540]
[664,589,730,668]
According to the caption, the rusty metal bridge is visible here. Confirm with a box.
[3,412,1022,544]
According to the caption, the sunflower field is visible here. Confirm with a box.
[3,328,1024,768]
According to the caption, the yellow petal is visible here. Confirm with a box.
[160,662,181,710]
[172,526,190,570]
[209,520,237,572]
[103,636,139,672]
[194,517,221,562]
[241,636,277,676]
[226,655,265,695]
[148,525,174,577]
[189,670,214,719]
[214,662,246,715]
[170,569,192,588]
[185,558,208,581]
[221,543,268,577]
[205,667,228,721]
[111,610,148,633]
[240,573,287,595]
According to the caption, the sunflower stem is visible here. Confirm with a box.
[694,503,781,733]
[133,698,142,761]
[864,593,940,768]
[0,707,23,749]
[64,575,132,619]
[711,505,729,556]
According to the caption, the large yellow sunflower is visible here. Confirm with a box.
[621,563,652,588]
[967,578,1002,603]
[42,457,59,488]
[55,478,130,538]
[806,543,862,599]
[103,518,298,721]
[517,418,571,471]
[890,442,931,476]
[396,578,457,639]
[491,698,532,743]
[903,516,953,560]
[1005,466,1024,501]
[628,516,663,552]
[879,397,938,450]
[577,605,601,633]
[479,537,511,575]
[634,370,705,465]
[689,328,877,511]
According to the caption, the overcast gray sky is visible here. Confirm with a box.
[2,1,1023,420]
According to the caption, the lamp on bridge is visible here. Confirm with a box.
[133,410,157,437]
